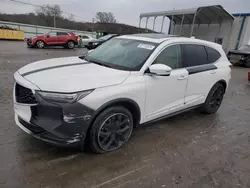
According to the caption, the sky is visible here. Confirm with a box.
[1,0,250,33]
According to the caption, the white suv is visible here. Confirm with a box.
[13,34,231,153]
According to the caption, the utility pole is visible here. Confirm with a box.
[92,18,95,37]
[53,8,56,28]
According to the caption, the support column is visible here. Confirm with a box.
[153,17,156,31]
[145,17,149,29]
[138,18,142,33]
[190,12,197,37]
[161,16,165,33]
[179,14,184,35]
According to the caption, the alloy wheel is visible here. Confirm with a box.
[209,86,224,109]
[97,113,132,152]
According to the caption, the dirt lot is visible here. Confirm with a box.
[0,41,250,188]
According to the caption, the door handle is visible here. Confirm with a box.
[210,71,217,74]
[178,75,187,80]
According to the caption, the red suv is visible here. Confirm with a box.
[27,31,78,49]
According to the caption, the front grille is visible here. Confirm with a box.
[18,117,45,134]
[15,83,37,104]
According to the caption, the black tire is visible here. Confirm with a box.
[89,106,134,154]
[36,40,45,48]
[201,83,225,114]
[67,41,75,49]
[244,60,250,68]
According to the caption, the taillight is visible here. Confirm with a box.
[248,71,250,81]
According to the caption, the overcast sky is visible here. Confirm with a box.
[1,0,250,32]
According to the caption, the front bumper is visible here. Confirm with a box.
[14,84,95,147]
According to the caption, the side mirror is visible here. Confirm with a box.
[46,35,50,38]
[148,64,172,76]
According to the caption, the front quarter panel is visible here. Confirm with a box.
[79,73,146,123]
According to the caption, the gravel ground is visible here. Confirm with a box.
[0,41,250,188]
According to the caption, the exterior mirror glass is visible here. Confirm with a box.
[148,64,172,76]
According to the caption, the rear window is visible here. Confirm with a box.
[205,46,221,63]
[182,44,208,67]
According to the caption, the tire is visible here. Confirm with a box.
[201,83,225,114]
[89,106,134,154]
[244,60,250,68]
[67,41,75,49]
[36,40,45,48]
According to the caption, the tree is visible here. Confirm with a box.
[95,12,116,23]
[35,4,62,27]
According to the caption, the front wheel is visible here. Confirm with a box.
[89,106,134,153]
[36,40,45,48]
[201,83,225,114]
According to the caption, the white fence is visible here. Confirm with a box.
[0,21,96,39]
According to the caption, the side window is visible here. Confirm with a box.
[182,44,208,67]
[153,44,182,69]
[205,46,221,63]
[49,32,57,36]
[81,35,89,39]
[57,32,68,36]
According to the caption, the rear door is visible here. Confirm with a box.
[57,32,69,44]
[182,44,220,107]
[46,32,58,44]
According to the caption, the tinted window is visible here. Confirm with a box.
[153,45,181,69]
[238,45,250,51]
[57,32,68,36]
[182,44,208,67]
[205,46,221,63]
[49,32,57,36]
[81,35,89,39]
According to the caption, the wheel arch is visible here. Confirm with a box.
[89,98,141,128]
[216,79,227,92]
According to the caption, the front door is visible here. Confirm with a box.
[144,44,188,122]
[46,32,58,44]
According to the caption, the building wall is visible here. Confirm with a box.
[0,21,96,39]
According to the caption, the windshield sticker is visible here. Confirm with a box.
[137,44,155,50]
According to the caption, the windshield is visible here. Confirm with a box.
[85,38,157,71]
[238,45,250,51]
[98,34,114,41]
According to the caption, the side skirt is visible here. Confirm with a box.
[141,104,202,126]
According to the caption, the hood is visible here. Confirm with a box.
[18,56,130,93]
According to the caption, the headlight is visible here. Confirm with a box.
[37,90,93,103]
[93,42,98,46]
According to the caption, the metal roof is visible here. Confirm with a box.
[140,5,234,25]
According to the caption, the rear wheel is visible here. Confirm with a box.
[67,41,75,49]
[89,106,134,153]
[201,83,225,114]
[36,40,45,48]
[244,59,250,68]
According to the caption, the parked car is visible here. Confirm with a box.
[26,31,78,49]
[228,45,250,67]
[14,34,231,153]
[85,34,118,50]
[78,35,95,47]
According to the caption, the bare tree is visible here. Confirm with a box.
[95,12,116,23]
[35,4,62,27]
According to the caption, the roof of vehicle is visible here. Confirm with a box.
[117,33,222,49]
[118,33,178,43]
